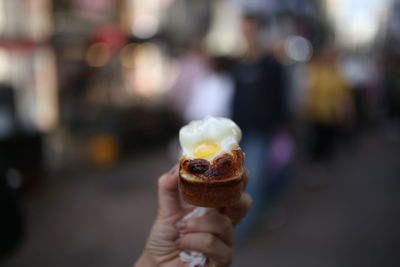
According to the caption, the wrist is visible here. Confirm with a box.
[133,250,157,267]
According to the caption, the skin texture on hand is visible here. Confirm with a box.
[133,165,251,267]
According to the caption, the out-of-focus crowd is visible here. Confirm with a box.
[169,11,400,239]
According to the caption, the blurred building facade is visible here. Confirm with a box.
[0,0,396,184]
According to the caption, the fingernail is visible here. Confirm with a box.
[176,221,186,231]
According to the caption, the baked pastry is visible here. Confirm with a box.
[179,117,245,207]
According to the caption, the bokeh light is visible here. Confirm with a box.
[132,15,159,39]
[119,43,137,69]
[284,35,313,62]
[85,42,111,67]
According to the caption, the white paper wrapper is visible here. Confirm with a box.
[179,207,216,267]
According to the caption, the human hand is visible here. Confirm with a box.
[134,164,251,267]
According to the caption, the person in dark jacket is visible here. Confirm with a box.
[232,14,287,239]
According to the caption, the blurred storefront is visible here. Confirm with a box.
[0,0,56,188]
[0,0,334,179]
[52,0,183,170]
[0,0,397,179]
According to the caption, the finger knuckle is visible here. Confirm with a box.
[220,215,232,230]
[158,174,169,188]
[157,175,165,186]
[203,233,216,247]
[210,214,231,233]
[186,218,196,230]
[244,193,253,208]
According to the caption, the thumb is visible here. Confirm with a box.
[157,164,182,218]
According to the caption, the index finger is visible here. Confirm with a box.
[157,164,182,218]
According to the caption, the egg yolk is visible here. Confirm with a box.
[193,141,221,158]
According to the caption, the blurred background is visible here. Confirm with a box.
[0,0,399,266]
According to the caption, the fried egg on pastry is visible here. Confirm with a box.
[178,116,245,207]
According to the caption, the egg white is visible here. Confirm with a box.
[179,116,242,160]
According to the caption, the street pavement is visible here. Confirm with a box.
[2,131,400,267]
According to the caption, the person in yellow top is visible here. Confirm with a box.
[305,46,353,159]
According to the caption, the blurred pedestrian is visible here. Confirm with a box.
[184,56,234,121]
[383,53,400,135]
[340,53,375,131]
[231,14,288,239]
[171,41,210,122]
[305,46,353,160]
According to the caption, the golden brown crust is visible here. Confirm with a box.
[179,173,244,207]
[179,148,245,207]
